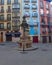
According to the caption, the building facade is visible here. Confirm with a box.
[39,0,52,43]
[0,0,52,43]
[22,0,40,43]
[0,0,21,42]
[22,0,52,43]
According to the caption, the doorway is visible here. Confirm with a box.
[33,36,38,43]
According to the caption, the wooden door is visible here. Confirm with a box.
[33,36,38,43]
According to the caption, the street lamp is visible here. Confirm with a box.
[21,16,29,52]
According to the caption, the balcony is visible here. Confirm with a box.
[7,17,11,21]
[40,5,44,8]
[24,4,30,9]
[7,23,11,30]
[12,9,20,13]
[6,9,11,13]
[31,0,37,3]
[0,18,4,21]
[12,16,20,20]
[24,11,30,17]
[0,10,4,13]
[7,2,11,5]
[24,0,30,2]
[0,3,4,5]
[46,5,49,10]
[32,12,38,17]
[12,3,20,9]
[40,14,44,16]
[33,19,38,23]
[32,5,37,9]
[46,14,50,17]
[48,28,51,33]
[42,28,46,34]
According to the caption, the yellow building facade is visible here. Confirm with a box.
[0,0,22,31]
[0,0,22,42]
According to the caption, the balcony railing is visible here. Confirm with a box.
[31,0,37,3]
[7,18,11,21]
[32,5,37,9]
[12,9,20,13]
[24,0,30,2]
[12,16,20,20]
[7,2,11,4]
[0,3,4,5]
[24,4,30,9]
[0,18,4,21]
[0,10,4,13]
[6,9,11,13]
[40,14,51,17]
[12,3,20,9]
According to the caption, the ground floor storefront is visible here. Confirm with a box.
[40,35,52,43]
[0,31,52,43]
[28,35,52,43]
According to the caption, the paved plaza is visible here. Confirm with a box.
[0,42,52,65]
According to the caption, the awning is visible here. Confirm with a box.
[6,33,12,36]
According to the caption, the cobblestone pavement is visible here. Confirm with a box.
[0,42,52,65]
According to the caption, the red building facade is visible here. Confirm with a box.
[39,0,52,43]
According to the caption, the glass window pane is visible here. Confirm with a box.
[7,0,11,4]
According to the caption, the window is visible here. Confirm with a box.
[40,9,44,15]
[34,28,38,34]
[46,2,49,9]
[46,10,49,14]
[1,6,4,12]
[7,0,11,4]
[0,23,4,29]
[40,1,44,8]
[0,15,4,20]
[12,3,20,9]
[42,28,46,34]
[14,0,18,3]
[41,18,45,24]
[47,18,50,26]
[7,6,11,12]
[7,23,11,29]
[1,0,4,4]
[7,14,11,21]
